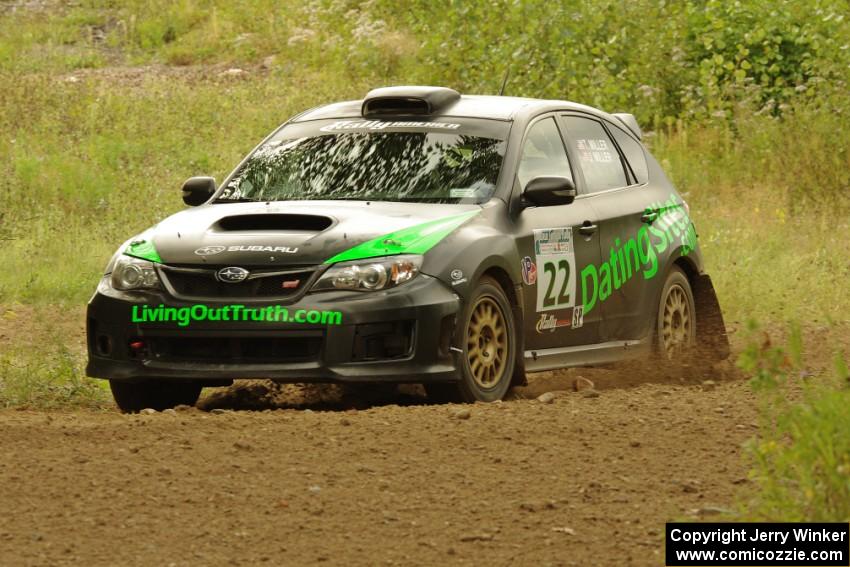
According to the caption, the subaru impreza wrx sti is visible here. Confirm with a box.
[87,86,729,412]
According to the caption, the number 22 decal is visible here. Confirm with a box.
[534,228,576,312]
[542,260,571,308]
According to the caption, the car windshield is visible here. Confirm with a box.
[216,130,506,204]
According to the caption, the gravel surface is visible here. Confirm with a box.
[0,374,758,566]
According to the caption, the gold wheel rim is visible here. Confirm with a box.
[466,296,508,389]
[661,284,692,359]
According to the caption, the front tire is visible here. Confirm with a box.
[426,276,517,403]
[110,380,202,413]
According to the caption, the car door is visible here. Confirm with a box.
[558,113,659,341]
[512,115,603,350]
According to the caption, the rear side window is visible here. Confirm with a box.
[608,124,649,184]
[561,115,627,193]
[516,117,573,189]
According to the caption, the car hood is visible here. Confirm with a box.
[135,201,481,266]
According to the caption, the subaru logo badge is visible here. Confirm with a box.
[216,267,250,283]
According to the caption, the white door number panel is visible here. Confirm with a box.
[533,228,576,312]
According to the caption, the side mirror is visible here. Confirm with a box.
[182,176,216,206]
[522,176,577,207]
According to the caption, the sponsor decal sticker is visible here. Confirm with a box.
[535,306,584,334]
[520,256,537,286]
[131,304,343,327]
[571,305,584,329]
[533,228,576,312]
[579,193,697,315]
[319,120,461,132]
[194,245,298,256]
[535,312,571,333]
[450,270,467,286]
[194,245,226,256]
[449,188,478,199]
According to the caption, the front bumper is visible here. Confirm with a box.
[86,274,462,384]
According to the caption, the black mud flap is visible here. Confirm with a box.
[692,274,730,361]
[510,290,528,387]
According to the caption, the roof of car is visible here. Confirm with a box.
[292,95,605,123]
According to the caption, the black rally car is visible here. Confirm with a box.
[87,86,728,411]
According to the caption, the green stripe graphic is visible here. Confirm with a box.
[124,238,162,263]
[325,209,481,264]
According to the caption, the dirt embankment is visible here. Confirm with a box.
[0,373,758,566]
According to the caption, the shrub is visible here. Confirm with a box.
[740,323,850,521]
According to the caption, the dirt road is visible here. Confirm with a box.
[0,370,757,566]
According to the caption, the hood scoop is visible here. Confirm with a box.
[215,214,333,232]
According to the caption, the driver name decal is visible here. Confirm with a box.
[576,138,614,163]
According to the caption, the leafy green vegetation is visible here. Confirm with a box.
[739,324,850,521]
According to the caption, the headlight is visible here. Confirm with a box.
[311,255,422,292]
[111,256,161,291]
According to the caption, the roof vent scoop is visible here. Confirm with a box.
[362,86,461,117]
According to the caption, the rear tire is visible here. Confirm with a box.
[109,380,202,413]
[426,276,517,403]
[656,267,697,363]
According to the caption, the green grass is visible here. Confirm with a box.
[0,345,107,409]
[0,304,107,409]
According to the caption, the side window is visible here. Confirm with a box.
[608,123,649,184]
[561,115,627,193]
[517,117,573,189]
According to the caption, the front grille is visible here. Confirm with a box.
[159,265,318,299]
[149,335,322,364]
